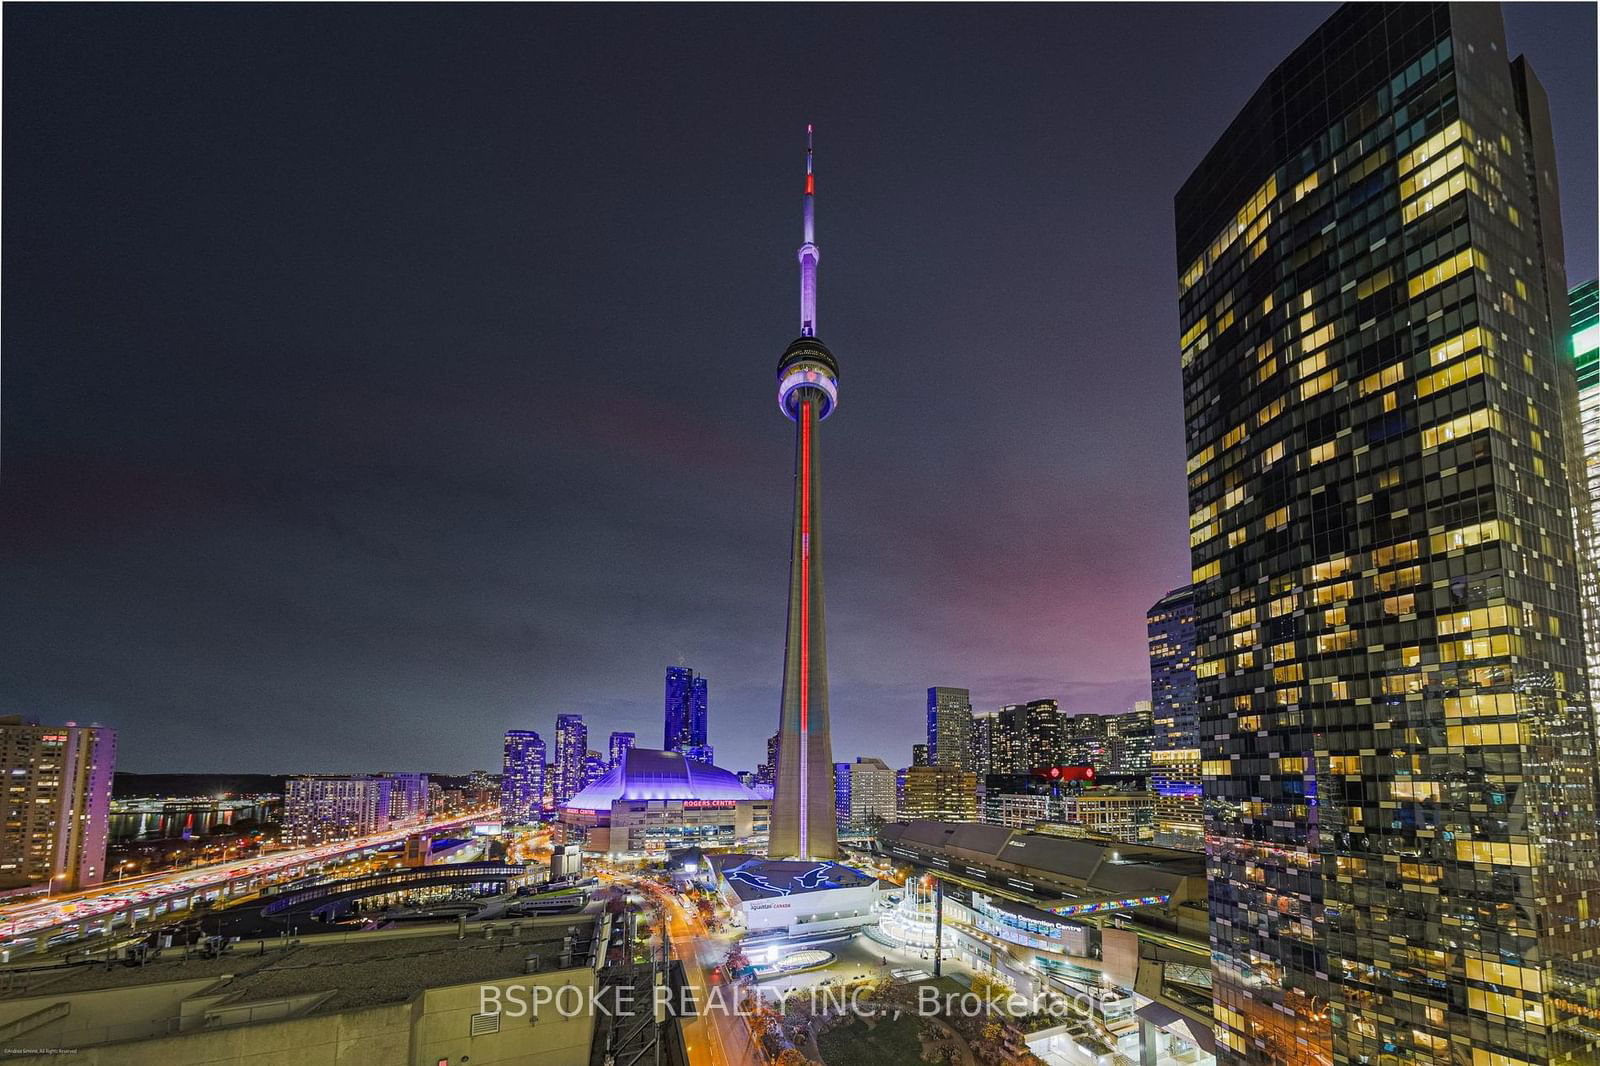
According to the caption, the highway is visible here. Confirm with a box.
[0,808,496,956]
[506,824,554,865]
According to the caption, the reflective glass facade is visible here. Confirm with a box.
[663,666,711,764]
[1003,698,1064,770]
[1572,281,1599,743]
[1176,5,1599,1063]
[500,729,546,824]
[553,713,587,807]
[972,711,998,776]
[1148,586,1203,847]
[607,730,635,770]
[1148,585,1199,755]
[927,686,975,771]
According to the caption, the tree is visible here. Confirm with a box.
[970,1022,1012,1065]
[867,977,921,1020]
[750,1003,782,1038]
[775,1050,809,1066]
[969,974,1015,1016]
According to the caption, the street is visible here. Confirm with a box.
[661,888,763,1066]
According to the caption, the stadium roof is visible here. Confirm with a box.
[562,747,768,812]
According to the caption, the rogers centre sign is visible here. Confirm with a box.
[682,800,737,809]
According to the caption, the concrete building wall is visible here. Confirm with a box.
[0,976,227,1050]
[4,1001,410,1066]
[847,758,896,825]
[729,881,879,938]
[413,970,597,1066]
[568,799,771,859]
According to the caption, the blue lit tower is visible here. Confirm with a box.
[663,667,712,764]
[553,714,586,807]
[1146,586,1199,776]
[500,730,545,824]
[607,731,636,770]
[769,126,839,860]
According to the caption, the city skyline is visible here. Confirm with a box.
[2,5,1595,776]
[3,5,1600,1064]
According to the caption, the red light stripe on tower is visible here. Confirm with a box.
[799,398,812,854]
[801,397,811,735]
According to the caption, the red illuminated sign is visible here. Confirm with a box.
[1041,765,1095,782]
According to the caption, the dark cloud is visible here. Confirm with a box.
[2,4,1594,773]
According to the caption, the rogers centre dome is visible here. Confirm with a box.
[562,747,770,813]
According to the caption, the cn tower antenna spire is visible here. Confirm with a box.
[799,124,819,338]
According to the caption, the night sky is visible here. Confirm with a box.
[3,5,1595,774]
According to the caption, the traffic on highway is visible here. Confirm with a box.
[0,808,496,956]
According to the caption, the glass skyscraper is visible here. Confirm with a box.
[663,666,712,764]
[1573,280,1599,740]
[972,711,998,776]
[926,686,974,771]
[1058,711,1108,767]
[1147,585,1203,846]
[607,730,636,770]
[755,731,778,786]
[1104,702,1153,776]
[985,704,1026,775]
[1016,698,1064,769]
[1177,5,1598,1063]
[553,713,587,808]
[499,730,545,825]
[1147,584,1198,755]
[833,761,851,829]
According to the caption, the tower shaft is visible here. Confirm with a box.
[770,396,836,858]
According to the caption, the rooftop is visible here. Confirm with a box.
[708,854,877,901]
[879,820,1205,896]
[216,923,595,1011]
[0,917,603,1012]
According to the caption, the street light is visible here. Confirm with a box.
[44,873,67,900]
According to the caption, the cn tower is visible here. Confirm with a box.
[768,126,839,861]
